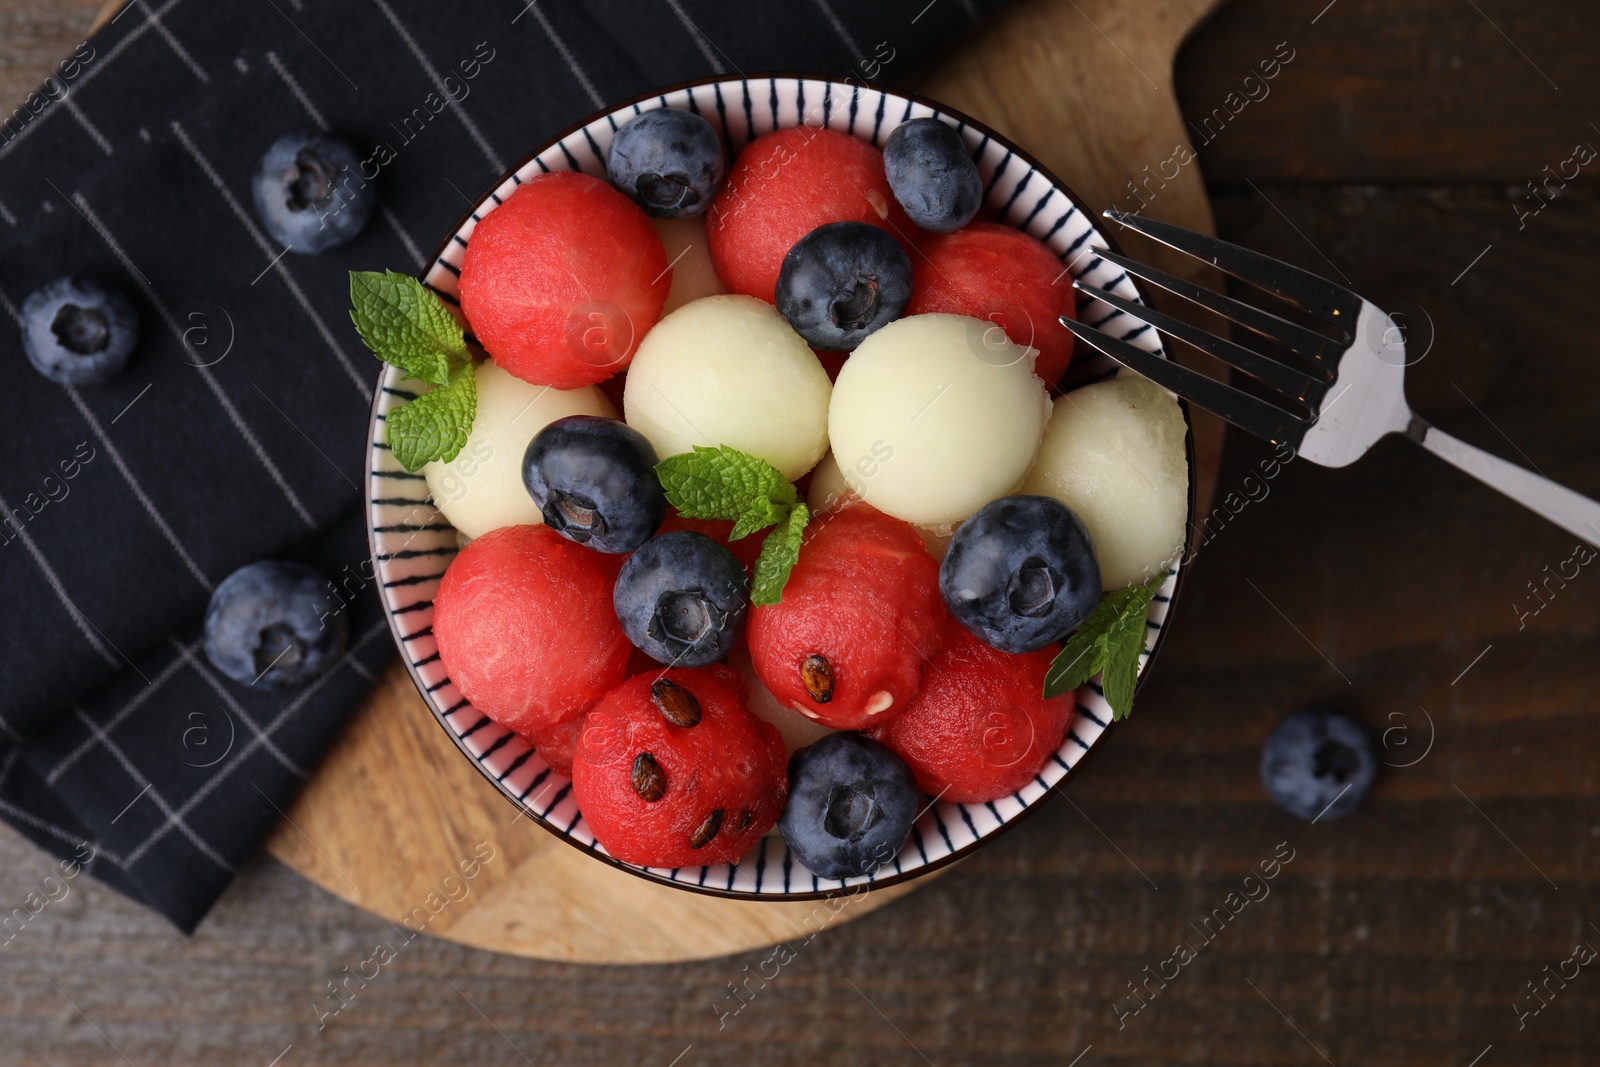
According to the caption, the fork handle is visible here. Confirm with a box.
[1409,419,1600,545]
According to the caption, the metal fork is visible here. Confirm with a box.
[1060,210,1600,545]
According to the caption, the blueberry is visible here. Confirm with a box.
[522,416,666,553]
[251,131,375,254]
[19,276,138,386]
[203,560,347,690]
[1261,708,1377,821]
[613,531,748,667]
[939,495,1101,654]
[775,221,912,350]
[779,733,920,879]
[605,108,725,218]
[883,118,982,233]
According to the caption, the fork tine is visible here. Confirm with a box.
[1059,317,1310,447]
[1090,249,1348,366]
[1102,209,1364,328]
[1074,281,1329,407]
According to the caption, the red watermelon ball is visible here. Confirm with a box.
[872,621,1075,804]
[905,221,1078,389]
[434,524,630,735]
[458,171,670,388]
[706,126,912,304]
[572,667,787,868]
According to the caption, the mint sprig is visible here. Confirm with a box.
[350,270,477,471]
[1042,572,1168,720]
[655,445,809,604]
[752,503,809,606]
[385,365,477,472]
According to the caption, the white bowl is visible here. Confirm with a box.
[365,74,1193,900]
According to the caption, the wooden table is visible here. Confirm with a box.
[2,0,1599,1064]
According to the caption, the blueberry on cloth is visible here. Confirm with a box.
[250,131,375,254]
[203,560,348,689]
[20,275,139,386]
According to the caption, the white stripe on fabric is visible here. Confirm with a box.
[124,621,387,867]
[0,487,120,670]
[70,707,234,872]
[68,191,318,528]
[369,0,506,172]
[169,639,307,778]
[142,0,211,84]
[524,3,604,109]
[47,642,196,784]
[64,387,213,591]
[167,121,371,398]
[0,0,192,165]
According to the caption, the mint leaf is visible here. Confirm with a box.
[349,270,467,386]
[752,503,809,606]
[656,446,797,539]
[1042,572,1166,720]
[386,361,477,471]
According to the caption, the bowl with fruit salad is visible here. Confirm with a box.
[357,75,1194,899]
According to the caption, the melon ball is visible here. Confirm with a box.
[652,216,726,314]
[423,360,615,539]
[828,313,1050,527]
[623,294,831,480]
[1021,373,1189,589]
[804,451,858,515]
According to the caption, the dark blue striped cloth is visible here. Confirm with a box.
[0,0,1006,931]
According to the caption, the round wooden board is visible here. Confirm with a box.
[248,0,1232,964]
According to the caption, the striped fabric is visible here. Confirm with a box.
[0,0,1008,930]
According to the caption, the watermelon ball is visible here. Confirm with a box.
[873,622,1075,803]
[883,118,982,233]
[613,531,750,667]
[606,107,725,218]
[904,222,1077,388]
[780,732,920,879]
[458,171,670,389]
[939,495,1101,654]
[775,221,913,351]
[747,505,945,730]
[528,715,586,778]
[706,126,911,304]
[434,524,630,735]
[572,667,788,868]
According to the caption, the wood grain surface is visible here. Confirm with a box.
[255,0,1231,965]
[2,0,1599,1064]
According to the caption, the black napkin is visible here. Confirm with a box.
[0,0,1007,932]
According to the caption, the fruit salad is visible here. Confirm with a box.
[352,107,1190,880]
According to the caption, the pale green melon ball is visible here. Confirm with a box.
[1021,373,1189,590]
[828,313,1050,527]
[623,294,831,480]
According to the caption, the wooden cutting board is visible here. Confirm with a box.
[89,0,1231,963]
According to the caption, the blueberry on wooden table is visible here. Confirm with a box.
[1260,708,1377,821]
[20,276,138,386]
[250,131,375,254]
[203,560,347,689]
